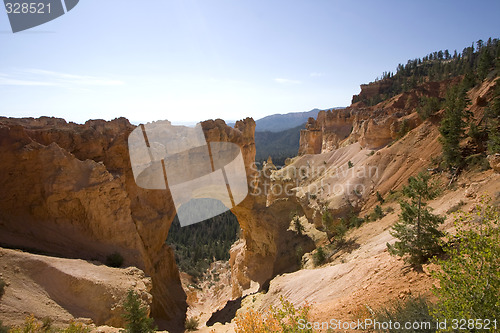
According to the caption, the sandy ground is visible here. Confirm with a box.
[0,248,152,329]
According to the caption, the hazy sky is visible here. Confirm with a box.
[1,0,499,124]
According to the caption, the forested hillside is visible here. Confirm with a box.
[353,38,500,106]
[166,203,240,280]
[255,123,304,167]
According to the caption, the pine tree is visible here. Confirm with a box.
[293,215,304,235]
[487,81,500,154]
[321,210,335,244]
[121,290,156,333]
[387,172,444,266]
[439,83,471,171]
[477,47,493,80]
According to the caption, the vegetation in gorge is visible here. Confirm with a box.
[166,207,240,279]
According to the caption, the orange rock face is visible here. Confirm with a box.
[201,118,315,298]
[0,117,186,331]
[0,116,315,326]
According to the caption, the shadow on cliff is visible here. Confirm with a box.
[206,297,243,326]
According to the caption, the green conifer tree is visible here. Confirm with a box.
[121,290,156,333]
[439,84,471,171]
[387,172,444,266]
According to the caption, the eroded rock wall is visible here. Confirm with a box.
[201,119,315,298]
[0,117,186,331]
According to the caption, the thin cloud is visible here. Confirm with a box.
[310,72,325,77]
[0,74,55,86]
[25,69,125,86]
[274,78,301,85]
[0,70,124,87]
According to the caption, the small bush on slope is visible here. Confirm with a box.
[185,317,199,331]
[235,296,312,333]
[8,316,90,333]
[313,246,326,267]
[372,295,435,333]
[0,278,5,299]
[106,252,124,268]
[431,198,500,329]
[0,321,9,333]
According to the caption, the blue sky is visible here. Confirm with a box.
[0,0,499,124]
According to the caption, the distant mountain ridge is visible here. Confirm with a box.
[254,123,305,166]
[254,107,344,132]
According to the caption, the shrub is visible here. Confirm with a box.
[0,278,5,299]
[41,317,53,332]
[445,200,465,214]
[417,96,441,120]
[348,160,354,168]
[386,190,403,203]
[0,321,9,333]
[347,214,364,229]
[9,315,41,333]
[122,290,156,333]
[396,119,410,139]
[106,252,124,268]
[332,221,348,243]
[8,316,90,333]
[313,246,326,266]
[385,206,395,214]
[372,295,435,333]
[370,205,384,221]
[376,191,384,204]
[185,317,199,331]
[235,296,312,333]
[61,322,91,333]
[432,199,500,327]
[464,153,491,171]
[293,216,304,235]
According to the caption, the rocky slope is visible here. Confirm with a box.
[298,79,459,155]
[293,77,498,220]
[0,248,152,328]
